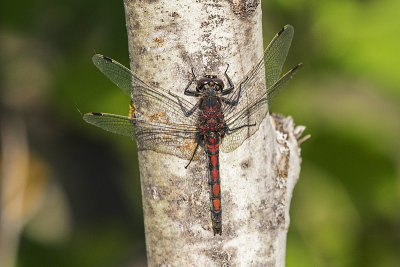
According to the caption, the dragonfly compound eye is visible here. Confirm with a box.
[197,77,211,91]
[213,78,224,90]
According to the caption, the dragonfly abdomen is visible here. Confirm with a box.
[206,132,222,235]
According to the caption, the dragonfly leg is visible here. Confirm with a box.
[225,122,256,134]
[221,64,234,96]
[222,76,249,106]
[185,136,201,169]
[221,96,237,106]
[177,98,201,117]
[184,68,201,97]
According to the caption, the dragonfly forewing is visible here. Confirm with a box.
[222,25,294,115]
[219,25,299,153]
[92,54,132,96]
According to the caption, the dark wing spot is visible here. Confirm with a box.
[278,26,285,36]
[91,112,103,116]
[293,62,303,70]
[103,56,112,62]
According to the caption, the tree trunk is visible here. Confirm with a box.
[123,1,305,266]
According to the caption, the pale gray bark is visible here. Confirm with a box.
[123,1,305,266]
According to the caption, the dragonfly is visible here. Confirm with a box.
[84,24,302,235]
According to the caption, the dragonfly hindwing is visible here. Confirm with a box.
[266,62,303,103]
[83,112,135,139]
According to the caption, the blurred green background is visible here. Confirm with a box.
[0,0,399,266]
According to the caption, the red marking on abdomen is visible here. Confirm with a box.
[211,169,218,182]
[209,154,218,167]
[203,105,218,112]
[205,133,222,235]
[213,184,220,197]
[213,199,220,211]
[206,143,219,154]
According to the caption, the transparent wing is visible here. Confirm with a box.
[223,25,294,114]
[221,63,302,153]
[83,112,201,160]
[89,54,203,160]
[217,24,297,152]
[223,24,294,115]
[130,87,202,160]
[92,54,201,120]
[134,118,201,160]
[92,54,132,96]
[83,112,135,138]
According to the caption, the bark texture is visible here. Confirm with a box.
[123,0,304,266]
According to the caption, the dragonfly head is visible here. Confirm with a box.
[197,75,224,92]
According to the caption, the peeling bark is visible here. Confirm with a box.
[123,0,304,266]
